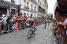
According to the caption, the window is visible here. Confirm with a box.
[38,0,39,3]
[11,9,15,14]
[24,0,26,6]
[24,0,26,2]
[31,4,33,8]
[27,13,29,17]
[30,14,33,18]
[27,2,29,10]
[34,6,36,12]
[38,0,39,2]
[40,2,41,5]
[31,4,33,11]
[27,2,29,7]
[24,13,26,15]
[11,0,15,3]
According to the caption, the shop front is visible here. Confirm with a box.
[0,2,8,17]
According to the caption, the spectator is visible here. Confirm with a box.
[22,13,28,28]
[2,14,7,32]
[22,13,28,23]
[44,19,47,29]
[6,13,13,32]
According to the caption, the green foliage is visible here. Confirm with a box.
[47,13,53,20]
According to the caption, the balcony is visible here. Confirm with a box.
[38,6,45,13]
[31,0,38,5]
[28,0,38,5]
[11,0,15,3]
[22,6,30,11]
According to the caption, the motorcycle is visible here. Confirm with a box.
[27,27,36,39]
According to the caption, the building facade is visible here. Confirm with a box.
[0,0,48,18]
[0,0,18,17]
[20,0,48,18]
[20,0,38,18]
[38,0,48,17]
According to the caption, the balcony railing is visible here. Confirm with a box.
[31,0,38,5]
[38,6,45,13]
[22,6,38,13]
[28,0,38,6]
[11,0,15,3]
[22,6,29,11]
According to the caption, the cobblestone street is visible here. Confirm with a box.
[0,23,56,44]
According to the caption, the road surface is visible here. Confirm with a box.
[0,23,56,44]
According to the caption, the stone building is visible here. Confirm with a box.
[20,0,48,18]
[0,0,48,18]
[0,0,18,17]
[38,0,48,17]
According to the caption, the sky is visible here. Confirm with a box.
[47,0,57,13]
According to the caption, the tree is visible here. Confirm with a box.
[47,13,53,20]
